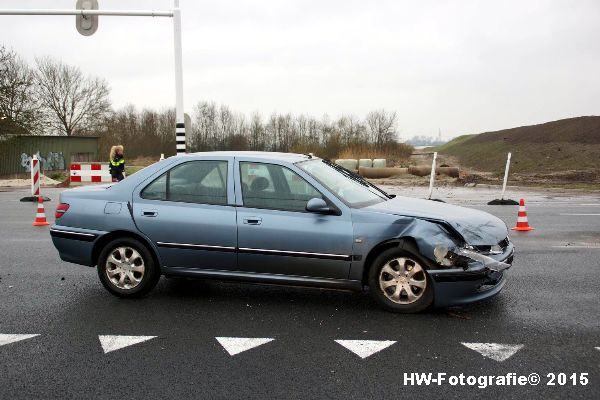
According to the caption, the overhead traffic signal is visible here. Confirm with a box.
[75,0,98,36]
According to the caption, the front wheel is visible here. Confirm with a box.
[368,247,434,313]
[97,238,160,298]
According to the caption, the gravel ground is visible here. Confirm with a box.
[0,174,61,188]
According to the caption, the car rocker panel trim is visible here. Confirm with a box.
[156,241,236,252]
[238,247,352,261]
[156,241,352,261]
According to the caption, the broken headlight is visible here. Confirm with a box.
[434,244,511,272]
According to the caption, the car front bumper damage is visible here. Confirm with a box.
[428,242,514,307]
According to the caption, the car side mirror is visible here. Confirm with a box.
[306,198,331,214]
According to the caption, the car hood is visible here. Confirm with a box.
[364,196,508,245]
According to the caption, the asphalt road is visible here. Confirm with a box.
[0,186,599,399]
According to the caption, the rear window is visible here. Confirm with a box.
[141,160,228,205]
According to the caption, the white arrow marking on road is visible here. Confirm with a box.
[216,337,274,356]
[596,347,600,351]
[0,334,40,347]
[462,342,524,362]
[559,213,600,216]
[335,340,396,359]
[98,335,157,354]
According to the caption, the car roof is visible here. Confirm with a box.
[178,151,316,163]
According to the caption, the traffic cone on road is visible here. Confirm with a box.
[511,198,534,231]
[32,196,49,227]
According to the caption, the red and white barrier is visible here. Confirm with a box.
[20,154,47,202]
[31,154,40,197]
[70,163,112,184]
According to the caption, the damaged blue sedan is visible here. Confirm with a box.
[50,152,513,313]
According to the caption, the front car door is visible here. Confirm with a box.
[132,156,237,271]
[234,158,354,280]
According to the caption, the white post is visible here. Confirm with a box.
[173,0,186,154]
[500,152,512,200]
[427,152,437,200]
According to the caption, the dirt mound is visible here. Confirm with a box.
[436,116,600,174]
[471,116,600,145]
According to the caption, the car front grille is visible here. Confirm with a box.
[472,237,511,254]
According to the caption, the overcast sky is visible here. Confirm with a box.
[1,0,599,139]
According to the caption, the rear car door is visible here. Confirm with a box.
[132,157,237,270]
[235,159,353,279]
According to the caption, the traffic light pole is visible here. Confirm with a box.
[0,1,187,154]
[173,1,186,154]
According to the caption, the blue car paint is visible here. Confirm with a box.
[50,151,513,307]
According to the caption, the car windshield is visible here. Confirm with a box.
[297,159,389,208]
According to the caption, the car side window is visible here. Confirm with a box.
[240,162,323,212]
[200,161,227,189]
[141,160,228,205]
[141,173,168,201]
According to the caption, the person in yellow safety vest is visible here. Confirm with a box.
[109,145,126,182]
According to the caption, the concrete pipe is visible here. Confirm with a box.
[439,167,460,178]
[359,167,409,179]
[408,166,459,177]
[408,166,431,176]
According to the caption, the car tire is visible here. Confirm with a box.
[97,238,160,298]
[368,245,434,313]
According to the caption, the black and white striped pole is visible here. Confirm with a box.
[173,0,186,154]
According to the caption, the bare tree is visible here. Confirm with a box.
[366,109,397,147]
[0,46,40,135]
[337,115,365,144]
[248,112,264,150]
[191,101,218,151]
[35,56,111,136]
[99,98,406,159]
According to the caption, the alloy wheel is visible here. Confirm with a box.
[105,246,145,290]
[379,257,427,304]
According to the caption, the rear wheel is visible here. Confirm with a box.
[97,238,160,298]
[368,246,433,313]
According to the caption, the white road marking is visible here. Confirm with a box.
[519,203,600,206]
[461,342,523,362]
[0,334,39,346]
[335,339,396,359]
[559,213,600,216]
[552,245,600,249]
[6,238,49,242]
[98,335,157,354]
[215,337,274,356]
[596,347,600,351]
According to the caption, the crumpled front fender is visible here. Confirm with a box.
[349,211,460,280]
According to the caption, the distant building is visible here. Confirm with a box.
[405,134,447,147]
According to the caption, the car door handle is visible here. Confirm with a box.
[141,210,158,217]
[243,217,262,225]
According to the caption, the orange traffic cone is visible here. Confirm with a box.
[32,196,49,226]
[511,198,534,231]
